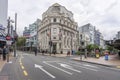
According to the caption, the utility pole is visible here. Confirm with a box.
[14,13,17,57]
[48,27,52,56]
[71,33,72,55]
[6,17,11,62]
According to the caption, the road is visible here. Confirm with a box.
[0,51,120,80]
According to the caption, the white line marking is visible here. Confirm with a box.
[104,66,120,71]
[43,61,73,75]
[35,64,55,78]
[59,63,81,73]
[8,61,12,63]
[83,64,99,68]
[64,62,98,72]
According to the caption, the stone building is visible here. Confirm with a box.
[38,3,78,53]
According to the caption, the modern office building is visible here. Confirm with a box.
[0,0,8,28]
[79,23,95,44]
[23,19,41,50]
[79,23,105,48]
[116,31,120,39]
[94,30,101,46]
[0,0,8,47]
[79,32,90,48]
[38,3,78,53]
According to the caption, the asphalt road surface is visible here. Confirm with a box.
[0,51,120,80]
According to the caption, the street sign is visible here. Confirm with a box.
[6,41,12,45]
[6,36,11,40]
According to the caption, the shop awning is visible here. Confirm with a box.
[0,30,7,41]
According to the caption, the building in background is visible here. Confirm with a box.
[23,19,41,51]
[79,23,95,44]
[38,3,78,54]
[79,23,105,48]
[100,35,105,49]
[0,0,8,28]
[116,31,120,39]
[94,30,101,46]
[0,0,8,47]
[78,32,90,49]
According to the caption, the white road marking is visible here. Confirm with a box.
[59,63,81,73]
[83,64,99,68]
[64,62,98,72]
[103,66,120,71]
[35,64,55,78]
[44,61,98,72]
[44,61,60,63]
[8,61,12,63]
[43,61,73,75]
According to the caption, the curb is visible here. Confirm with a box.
[72,59,116,68]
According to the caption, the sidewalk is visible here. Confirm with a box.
[72,54,120,68]
[0,53,14,72]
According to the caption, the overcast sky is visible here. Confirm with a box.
[8,0,120,40]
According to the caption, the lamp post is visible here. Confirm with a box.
[14,13,17,57]
[6,17,13,62]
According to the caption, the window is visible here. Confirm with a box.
[53,28,57,34]
[60,19,61,23]
[53,37,56,39]
[80,34,82,39]
[53,18,56,22]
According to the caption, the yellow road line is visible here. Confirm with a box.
[21,65,25,69]
[23,70,28,76]
[19,60,21,63]
[20,62,22,65]
[116,66,120,68]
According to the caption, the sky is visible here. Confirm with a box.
[8,0,120,40]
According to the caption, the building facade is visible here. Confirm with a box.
[0,0,8,47]
[79,23,95,44]
[38,3,78,53]
[0,0,8,28]
[79,23,105,49]
[78,32,90,48]
[23,19,41,50]
[116,31,120,39]
[94,30,101,46]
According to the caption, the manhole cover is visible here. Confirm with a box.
[0,76,8,80]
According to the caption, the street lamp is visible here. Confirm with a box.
[7,13,17,57]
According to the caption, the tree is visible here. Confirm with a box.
[106,45,114,52]
[86,44,99,51]
[16,37,26,47]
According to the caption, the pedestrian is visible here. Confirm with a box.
[67,51,70,56]
[53,50,56,55]
[104,50,109,60]
[42,50,44,55]
[2,46,7,61]
[0,47,3,59]
[34,47,37,56]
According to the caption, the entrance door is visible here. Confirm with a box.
[52,43,56,53]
